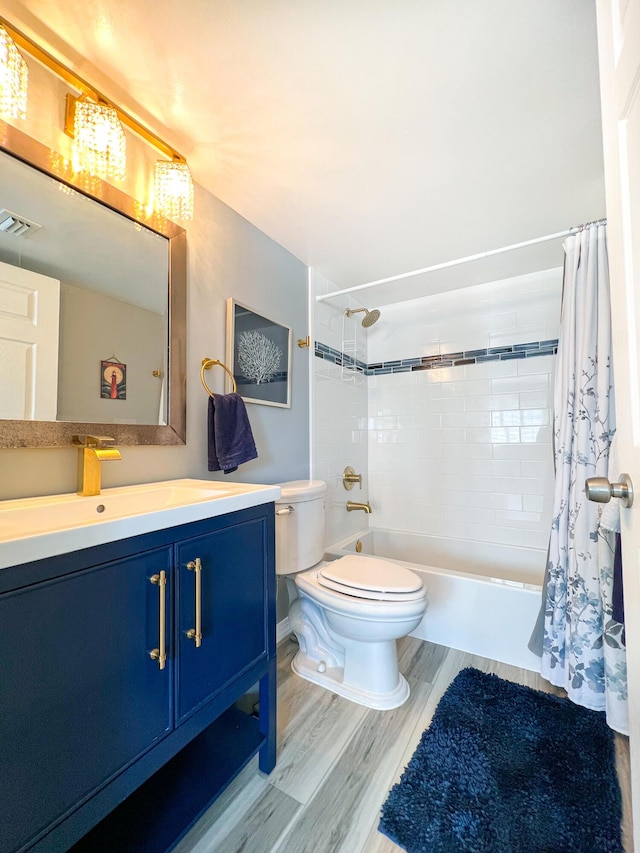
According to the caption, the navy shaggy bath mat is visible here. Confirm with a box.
[379,668,622,853]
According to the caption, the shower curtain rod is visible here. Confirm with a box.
[315,222,605,303]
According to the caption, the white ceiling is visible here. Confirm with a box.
[0,1,605,304]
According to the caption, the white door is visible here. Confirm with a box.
[597,0,640,845]
[0,260,60,420]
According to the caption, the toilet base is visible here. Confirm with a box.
[291,649,410,710]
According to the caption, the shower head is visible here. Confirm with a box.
[361,308,381,327]
[345,307,381,328]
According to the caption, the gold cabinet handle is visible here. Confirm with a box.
[149,571,167,669]
[186,558,203,647]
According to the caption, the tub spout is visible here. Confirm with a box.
[346,500,372,514]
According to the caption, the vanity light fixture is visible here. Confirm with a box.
[154,157,194,221]
[0,15,195,219]
[67,95,126,182]
[0,24,28,119]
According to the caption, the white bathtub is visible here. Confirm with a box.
[326,528,545,671]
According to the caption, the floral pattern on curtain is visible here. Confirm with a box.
[598,524,628,730]
[541,222,628,734]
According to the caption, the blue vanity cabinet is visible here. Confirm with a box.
[175,513,268,722]
[0,547,173,853]
[0,501,276,853]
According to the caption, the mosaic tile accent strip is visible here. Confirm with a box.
[314,341,367,374]
[314,340,558,376]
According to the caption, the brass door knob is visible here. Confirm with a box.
[585,474,634,508]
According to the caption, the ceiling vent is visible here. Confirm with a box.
[0,208,42,237]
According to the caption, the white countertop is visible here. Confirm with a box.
[0,479,281,570]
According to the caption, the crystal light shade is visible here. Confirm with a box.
[154,159,194,220]
[0,25,27,119]
[72,98,126,182]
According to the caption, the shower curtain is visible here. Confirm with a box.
[541,222,628,734]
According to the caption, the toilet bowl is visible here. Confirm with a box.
[276,480,428,710]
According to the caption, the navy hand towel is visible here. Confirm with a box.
[207,393,258,474]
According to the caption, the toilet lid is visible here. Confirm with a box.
[318,555,425,601]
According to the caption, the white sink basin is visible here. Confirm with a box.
[1,482,234,537]
[0,479,281,569]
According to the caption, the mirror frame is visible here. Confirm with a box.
[0,120,186,448]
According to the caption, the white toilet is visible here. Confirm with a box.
[276,480,428,710]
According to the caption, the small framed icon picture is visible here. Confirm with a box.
[101,358,127,400]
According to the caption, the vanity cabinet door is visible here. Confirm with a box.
[176,513,268,722]
[0,547,173,853]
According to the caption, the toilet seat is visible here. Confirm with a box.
[318,555,425,602]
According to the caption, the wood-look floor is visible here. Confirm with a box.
[174,637,633,853]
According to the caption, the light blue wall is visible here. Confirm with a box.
[0,182,310,501]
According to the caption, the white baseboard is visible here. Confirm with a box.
[276,616,292,645]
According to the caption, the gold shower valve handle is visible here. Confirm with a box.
[343,466,362,491]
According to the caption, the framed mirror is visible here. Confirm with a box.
[0,121,186,448]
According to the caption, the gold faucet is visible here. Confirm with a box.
[72,435,121,496]
[346,500,372,514]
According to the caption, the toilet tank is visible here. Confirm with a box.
[275,480,327,575]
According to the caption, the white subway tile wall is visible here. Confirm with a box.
[367,268,561,550]
[313,267,562,552]
[366,267,562,364]
[313,271,370,545]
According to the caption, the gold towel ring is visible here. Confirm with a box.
[201,358,237,397]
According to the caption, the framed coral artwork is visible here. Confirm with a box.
[226,299,291,407]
